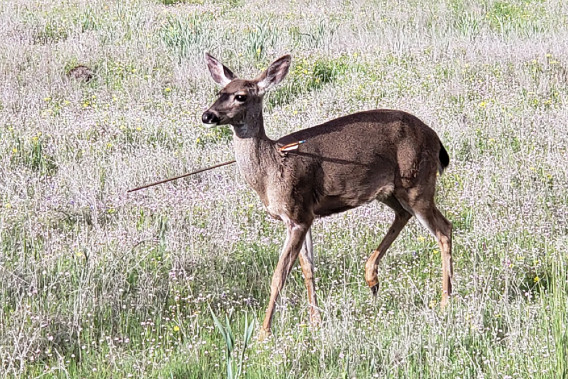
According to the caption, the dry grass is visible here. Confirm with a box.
[0,0,567,377]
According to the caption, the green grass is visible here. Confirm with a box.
[1,0,567,377]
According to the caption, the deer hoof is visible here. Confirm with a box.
[258,328,272,341]
[440,296,450,310]
[370,283,379,297]
[310,310,322,328]
[366,276,379,296]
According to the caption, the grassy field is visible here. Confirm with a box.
[1,0,567,377]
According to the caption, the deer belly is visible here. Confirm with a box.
[313,196,357,216]
[314,182,394,217]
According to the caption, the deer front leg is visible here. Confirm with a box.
[259,221,311,340]
[298,228,321,327]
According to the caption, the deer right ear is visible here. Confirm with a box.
[205,53,236,86]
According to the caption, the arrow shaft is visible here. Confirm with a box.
[127,159,236,193]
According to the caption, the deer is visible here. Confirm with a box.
[202,53,453,340]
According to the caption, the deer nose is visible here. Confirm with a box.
[202,111,220,125]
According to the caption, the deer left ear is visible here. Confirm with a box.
[257,55,291,94]
[205,53,237,86]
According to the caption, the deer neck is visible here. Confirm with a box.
[231,109,278,200]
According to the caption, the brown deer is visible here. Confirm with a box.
[202,53,453,339]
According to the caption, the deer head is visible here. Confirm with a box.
[202,53,291,138]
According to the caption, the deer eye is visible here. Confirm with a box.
[235,94,247,102]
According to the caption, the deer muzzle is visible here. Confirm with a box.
[202,110,220,126]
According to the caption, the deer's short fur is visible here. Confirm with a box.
[202,54,453,339]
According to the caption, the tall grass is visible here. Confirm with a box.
[0,0,567,377]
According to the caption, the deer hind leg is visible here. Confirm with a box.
[412,203,453,308]
[260,220,311,340]
[365,196,412,295]
[298,228,321,327]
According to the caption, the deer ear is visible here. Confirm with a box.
[205,53,236,86]
[257,55,291,94]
